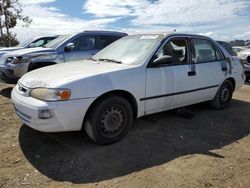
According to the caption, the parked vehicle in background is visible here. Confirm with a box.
[11,33,245,145]
[0,31,127,83]
[232,46,249,55]
[0,35,58,58]
[217,41,237,56]
[236,49,250,81]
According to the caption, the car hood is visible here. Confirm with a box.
[3,47,56,58]
[0,47,23,52]
[19,60,133,88]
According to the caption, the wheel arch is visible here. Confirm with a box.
[225,77,236,91]
[82,90,138,129]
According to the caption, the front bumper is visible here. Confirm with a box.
[0,63,29,83]
[11,85,95,132]
[0,68,19,83]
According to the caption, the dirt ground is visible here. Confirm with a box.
[0,82,250,188]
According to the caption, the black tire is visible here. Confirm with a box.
[84,95,133,145]
[210,80,234,109]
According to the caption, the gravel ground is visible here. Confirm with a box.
[0,82,250,188]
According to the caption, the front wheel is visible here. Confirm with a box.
[210,80,234,109]
[84,95,133,145]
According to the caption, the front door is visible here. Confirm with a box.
[145,37,191,114]
[64,35,99,62]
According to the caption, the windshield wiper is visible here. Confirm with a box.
[98,58,122,64]
[87,57,97,61]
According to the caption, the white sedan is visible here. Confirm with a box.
[11,33,245,144]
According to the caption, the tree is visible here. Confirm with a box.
[0,0,32,47]
[0,33,19,46]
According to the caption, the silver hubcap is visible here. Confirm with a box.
[100,106,124,135]
[220,87,229,102]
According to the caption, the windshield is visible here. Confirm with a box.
[93,34,164,65]
[17,38,33,47]
[44,34,72,49]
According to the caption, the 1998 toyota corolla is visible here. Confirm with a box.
[11,33,245,144]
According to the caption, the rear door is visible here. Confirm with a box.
[186,37,227,102]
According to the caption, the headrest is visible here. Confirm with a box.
[173,49,184,57]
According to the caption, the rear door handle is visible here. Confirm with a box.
[188,71,196,76]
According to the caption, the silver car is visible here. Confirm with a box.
[0,35,58,57]
[0,31,127,83]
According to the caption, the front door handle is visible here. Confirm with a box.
[188,71,196,76]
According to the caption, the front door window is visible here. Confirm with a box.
[155,38,189,65]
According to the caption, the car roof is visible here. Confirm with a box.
[166,33,212,39]
[79,30,128,36]
[34,35,59,39]
[129,32,215,40]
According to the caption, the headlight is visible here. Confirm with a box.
[30,88,71,101]
[6,56,30,65]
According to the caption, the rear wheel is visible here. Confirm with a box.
[84,95,133,145]
[210,80,234,109]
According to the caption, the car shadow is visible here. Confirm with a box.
[19,99,250,184]
[0,87,13,99]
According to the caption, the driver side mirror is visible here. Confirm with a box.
[153,55,173,66]
[28,43,37,48]
[64,43,75,52]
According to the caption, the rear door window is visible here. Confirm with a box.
[192,38,224,63]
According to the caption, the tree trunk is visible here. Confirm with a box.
[0,17,3,37]
[0,17,2,46]
[4,14,10,46]
[3,0,10,47]
[0,1,3,45]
